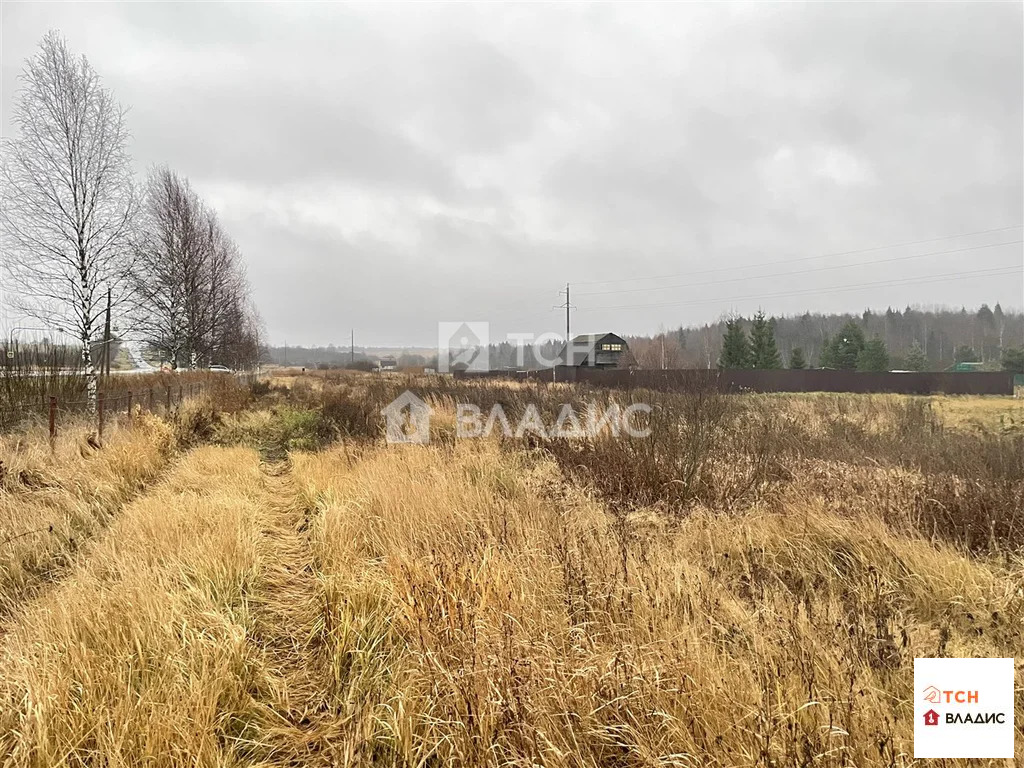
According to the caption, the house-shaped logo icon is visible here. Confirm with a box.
[381,390,432,444]
[923,709,940,726]
[437,322,489,372]
[922,686,941,703]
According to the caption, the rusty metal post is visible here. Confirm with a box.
[97,392,105,441]
[178,385,183,405]
[148,388,154,412]
[165,387,171,412]
[126,391,133,425]
[48,396,57,449]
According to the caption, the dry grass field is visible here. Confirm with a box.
[0,374,1020,766]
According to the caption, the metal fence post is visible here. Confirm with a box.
[178,385,183,405]
[126,391,133,425]
[97,392,105,441]
[148,388,154,412]
[48,396,57,449]
[165,387,171,412]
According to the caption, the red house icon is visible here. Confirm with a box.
[924,709,940,726]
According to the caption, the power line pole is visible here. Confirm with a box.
[554,283,575,380]
[351,329,354,365]
[557,283,573,343]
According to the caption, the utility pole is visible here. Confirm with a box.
[564,282,570,343]
[102,287,112,378]
[556,283,573,344]
[351,329,355,365]
[661,334,666,370]
[553,283,576,382]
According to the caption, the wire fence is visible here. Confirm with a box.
[0,373,257,443]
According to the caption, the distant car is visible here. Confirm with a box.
[209,364,232,373]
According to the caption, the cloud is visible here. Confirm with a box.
[2,1,1021,345]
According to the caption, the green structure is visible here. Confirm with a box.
[952,362,985,372]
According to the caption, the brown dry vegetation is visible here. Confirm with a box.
[0,374,1020,766]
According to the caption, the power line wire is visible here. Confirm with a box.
[576,264,1022,313]
[571,224,1024,287]
[576,239,1022,298]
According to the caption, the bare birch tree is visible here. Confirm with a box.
[132,166,261,370]
[0,32,138,408]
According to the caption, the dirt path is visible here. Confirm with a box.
[245,458,335,766]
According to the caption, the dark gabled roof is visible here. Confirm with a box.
[569,332,627,347]
[559,332,628,365]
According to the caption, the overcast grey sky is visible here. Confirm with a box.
[2,1,1022,346]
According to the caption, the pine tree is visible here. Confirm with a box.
[749,310,782,369]
[718,318,751,369]
[1001,348,1024,373]
[856,336,890,371]
[788,347,806,369]
[821,321,865,370]
[905,341,926,371]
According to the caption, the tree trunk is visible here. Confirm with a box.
[79,249,98,413]
[82,335,97,413]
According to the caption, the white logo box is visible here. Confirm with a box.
[914,657,1015,759]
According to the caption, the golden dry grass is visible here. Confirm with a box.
[0,385,1021,766]
[0,445,273,765]
[0,413,176,619]
[930,394,1024,434]
[288,440,1023,767]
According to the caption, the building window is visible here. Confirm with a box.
[602,343,623,351]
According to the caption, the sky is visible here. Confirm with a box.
[2,1,1022,347]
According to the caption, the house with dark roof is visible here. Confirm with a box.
[560,332,629,368]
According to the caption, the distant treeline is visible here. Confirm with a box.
[627,304,1024,371]
[267,346,430,369]
[271,304,1024,373]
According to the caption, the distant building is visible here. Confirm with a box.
[951,361,984,372]
[376,356,398,372]
[560,333,628,368]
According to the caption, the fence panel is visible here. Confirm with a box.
[460,367,1016,396]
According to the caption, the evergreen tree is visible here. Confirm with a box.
[820,321,865,370]
[788,347,807,369]
[976,304,995,328]
[905,340,927,371]
[749,310,782,368]
[856,336,890,371]
[1001,347,1024,373]
[718,318,751,369]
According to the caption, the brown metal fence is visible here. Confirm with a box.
[457,367,1016,395]
[572,367,1015,395]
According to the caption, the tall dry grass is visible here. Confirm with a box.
[0,380,1020,766]
[269,377,1024,552]
[0,413,176,618]
[288,439,1023,766]
[0,382,256,621]
[0,445,276,766]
